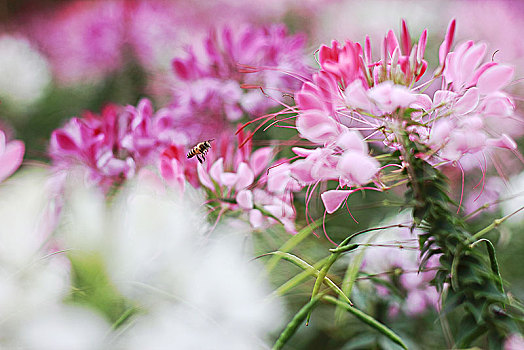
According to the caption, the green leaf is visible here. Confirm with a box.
[272,294,324,350]
[323,296,408,350]
[266,251,351,305]
[265,219,321,273]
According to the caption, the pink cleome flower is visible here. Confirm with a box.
[49,99,183,192]
[0,130,24,183]
[159,129,302,233]
[168,23,311,144]
[360,217,440,316]
[273,19,520,215]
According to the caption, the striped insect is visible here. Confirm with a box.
[187,139,214,164]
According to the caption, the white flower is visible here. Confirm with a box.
[0,35,51,109]
[501,171,524,225]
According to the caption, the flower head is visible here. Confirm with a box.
[263,19,520,215]
[49,99,182,191]
[168,23,310,143]
[164,129,303,233]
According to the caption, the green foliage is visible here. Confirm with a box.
[398,131,522,348]
[67,251,137,326]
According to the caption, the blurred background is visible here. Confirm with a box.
[0,0,523,349]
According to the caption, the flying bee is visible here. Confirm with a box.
[187,139,214,164]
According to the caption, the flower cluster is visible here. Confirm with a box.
[49,99,181,191]
[359,214,440,316]
[26,1,182,84]
[284,19,519,214]
[168,24,310,143]
[161,130,302,233]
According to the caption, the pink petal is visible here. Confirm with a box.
[296,90,325,111]
[0,140,24,183]
[401,19,411,55]
[52,130,78,152]
[386,30,399,56]
[455,88,479,115]
[235,162,254,189]
[236,189,253,209]
[336,130,367,153]
[416,29,427,63]
[290,159,315,184]
[0,131,5,154]
[209,158,224,182]
[220,172,238,187]
[267,163,290,194]
[296,110,340,144]
[460,43,486,84]
[321,190,352,214]
[197,163,214,190]
[477,65,514,94]
[337,150,379,185]
[249,147,272,176]
[292,147,315,157]
[439,19,456,66]
[249,209,264,228]
[344,80,371,111]
[486,134,517,150]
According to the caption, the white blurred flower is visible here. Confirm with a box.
[501,171,524,225]
[59,177,282,349]
[0,169,111,349]
[0,34,51,109]
[17,306,109,350]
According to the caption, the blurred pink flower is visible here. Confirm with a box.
[0,130,24,183]
[49,99,181,191]
[360,215,440,316]
[27,1,126,84]
[167,23,311,144]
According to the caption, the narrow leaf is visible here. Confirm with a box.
[324,296,408,350]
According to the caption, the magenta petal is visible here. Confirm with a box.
[477,65,514,94]
[52,131,78,152]
[0,140,24,183]
[321,190,352,214]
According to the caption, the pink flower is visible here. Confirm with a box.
[167,23,310,144]
[27,1,125,84]
[50,99,181,191]
[0,130,24,183]
[190,131,301,233]
[360,214,440,316]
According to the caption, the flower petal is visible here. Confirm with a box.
[477,65,514,94]
[321,190,352,214]
[0,140,24,183]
